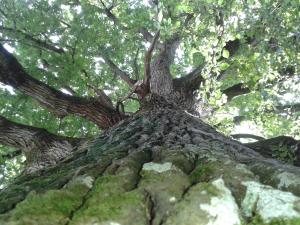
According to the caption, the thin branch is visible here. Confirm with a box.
[0,26,65,54]
[116,82,142,111]
[86,83,114,109]
[99,0,118,25]
[59,20,72,28]
[101,54,136,86]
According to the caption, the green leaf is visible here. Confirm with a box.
[192,52,205,66]
[220,63,230,70]
[222,49,230,58]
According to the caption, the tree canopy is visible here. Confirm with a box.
[0,0,299,185]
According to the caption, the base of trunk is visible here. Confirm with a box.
[1,109,300,225]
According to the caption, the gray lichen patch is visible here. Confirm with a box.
[242,181,300,223]
[276,172,300,190]
[66,175,94,189]
[164,178,241,225]
[142,162,173,173]
[189,158,256,207]
[151,148,197,173]
[199,179,241,225]
[248,162,300,196]
[235,163,255,176]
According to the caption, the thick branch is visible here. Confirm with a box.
[0,26,65,54]
[149,33,181,97]
[274,103,300,114]
[246,136,300,166]
[231,133,265,141]
[0,115,82,172]
[173,65,205,92]
[0,44,124,129]
[222,83,250,101]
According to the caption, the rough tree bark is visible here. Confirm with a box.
[1,109,300,225]
[0,116,84,173]
[0,44,126,129]
[1,29,300,225]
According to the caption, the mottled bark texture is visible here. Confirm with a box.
[0,116,83,173]
[0,44,125,129]
[1,109,300,225]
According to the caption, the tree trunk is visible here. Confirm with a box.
[1,109,300,225]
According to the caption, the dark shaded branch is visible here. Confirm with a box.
[246,136,300,166]
[222,83,251,101]
[274,103,300,114]
[101,54,136,86]
[99,0,118,25]
[231,133,265,141]
[0,44,124,129]
[0,115,83,172]
[0,26,65,54]
[174,65,205,92]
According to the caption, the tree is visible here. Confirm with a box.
[0,0,300,224]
